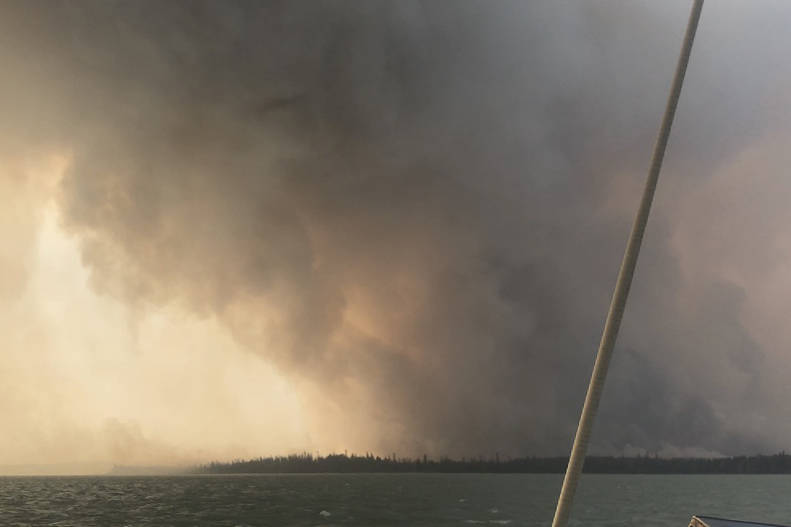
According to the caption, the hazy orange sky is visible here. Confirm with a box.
[4,1,791,474]
[1,154,317,473]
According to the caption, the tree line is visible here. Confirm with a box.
[194,451,791,474]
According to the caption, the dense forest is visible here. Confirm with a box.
[194,452,791,474]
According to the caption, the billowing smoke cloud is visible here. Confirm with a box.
[3,0,791,459]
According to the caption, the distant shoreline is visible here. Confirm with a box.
[191,452,791,475]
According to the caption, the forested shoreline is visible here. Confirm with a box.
[193,452,791,474]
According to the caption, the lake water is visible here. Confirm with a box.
[2,473,791,527]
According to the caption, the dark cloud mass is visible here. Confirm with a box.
[3,0,791,457]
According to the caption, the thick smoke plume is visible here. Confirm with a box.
[3,0,791,458]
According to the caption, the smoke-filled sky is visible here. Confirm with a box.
[3,0,791,473]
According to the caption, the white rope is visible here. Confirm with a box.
[549,2,704,527]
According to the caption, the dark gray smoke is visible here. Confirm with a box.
[3,0,791,457]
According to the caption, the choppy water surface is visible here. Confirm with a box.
[2,473,791,527]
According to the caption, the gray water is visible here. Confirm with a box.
[1,474,790,527]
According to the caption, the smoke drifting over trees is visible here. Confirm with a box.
[3,1,791,461]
